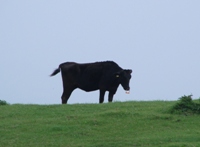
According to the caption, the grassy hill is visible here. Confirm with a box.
[1,101,200,147]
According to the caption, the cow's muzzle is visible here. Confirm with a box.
[125,87,130,94]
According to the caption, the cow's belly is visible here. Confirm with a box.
[77,82,99,92]
[78,85,99,92]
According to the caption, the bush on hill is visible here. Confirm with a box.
[170,95,200,115]
[0,100,8,105]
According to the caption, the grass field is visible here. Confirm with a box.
[1,101,200,147]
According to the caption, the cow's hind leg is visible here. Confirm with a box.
[61,89,74,104]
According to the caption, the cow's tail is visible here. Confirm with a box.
[50,66,61,77]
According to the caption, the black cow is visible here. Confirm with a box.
[50,61,132,104]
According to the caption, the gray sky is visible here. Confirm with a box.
[1,1,200,104]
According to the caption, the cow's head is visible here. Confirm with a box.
[115,69,132,93]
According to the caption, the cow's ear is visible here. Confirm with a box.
[114,71,122,78]
[114,72,120,78]
[125,69,132,74]
[114,70,123,78]
[116,74,120,78]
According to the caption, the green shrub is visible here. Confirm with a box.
[0,100,8,105]
[170,95,200,115]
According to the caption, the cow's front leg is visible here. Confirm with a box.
[99,90,106,103]
[108,92,114,102]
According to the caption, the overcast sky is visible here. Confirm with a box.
[1,1,200,104]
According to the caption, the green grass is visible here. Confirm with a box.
[1,101,200,147]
